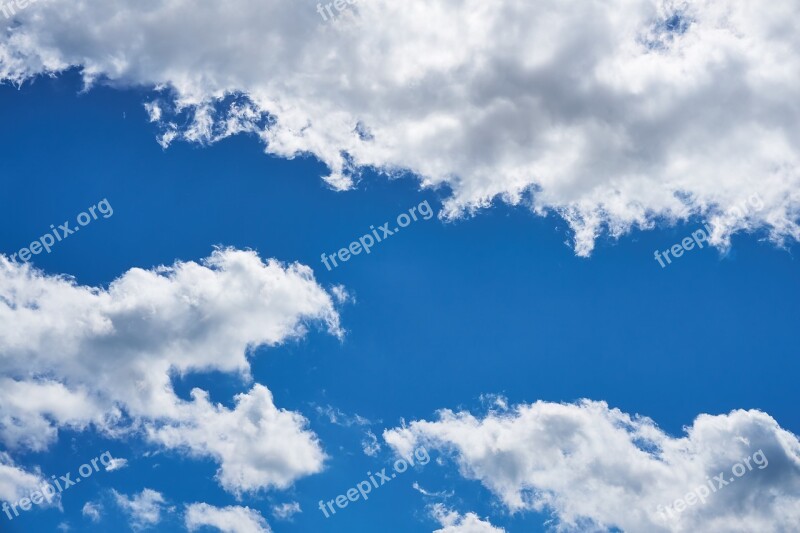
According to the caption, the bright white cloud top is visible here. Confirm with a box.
[430,504,506,533]
[0,249,341,495]
[185,502,271,533]
[1,0,798,254]
[384,400,800,532]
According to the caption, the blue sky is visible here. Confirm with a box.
[1,69,799,533]
[2,3,800,532]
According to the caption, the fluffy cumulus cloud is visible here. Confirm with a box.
[185,503,271,533]
[384,400,800,532]
[0,452,48,504]
[430,504,506,533]
[2,0,799,254]
[148,385,326,494]
[0,249,341,493]
[114,489,168,531]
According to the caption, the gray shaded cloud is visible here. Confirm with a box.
[385,400,800,532]
[1,0,798,254]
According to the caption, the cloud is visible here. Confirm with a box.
[147,385,325,494]
[430,504,505,533]
[314,404,371,427]
[2,1,799,254]
[185,503,271,533]
[271,501,301,521]
[384,400,800,532]
[104,458,128,472]
[0,378,107,452]
[0,249,341,493]
[82,501,102,522]
[0,452,48,504]
[113,489,168,531]
[412,482,453,499]
[362,430,382,457]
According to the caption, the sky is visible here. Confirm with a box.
[1,2,800,533]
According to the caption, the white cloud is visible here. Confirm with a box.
[0,452,48,504]
[82,501,102,522]
[385,400,800,532]
[148,385,325,494]
[314,404,370,427]
[271,501,301,521]
[413,482,453,499]
[0,378,108,452]
[330,285,351,305]
[430,504,505,533]
[2,1,799,254]
[185,503,271,533]
[104,457,128,472]
[0,249,341,493]
[114,489,167,531]
[362,430,382,457]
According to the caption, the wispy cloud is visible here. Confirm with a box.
[271,502,301,522]
[314,404,371,427]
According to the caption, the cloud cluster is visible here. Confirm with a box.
[385,400,800,532]
[2,0,799,253]
[0,249,341,494]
